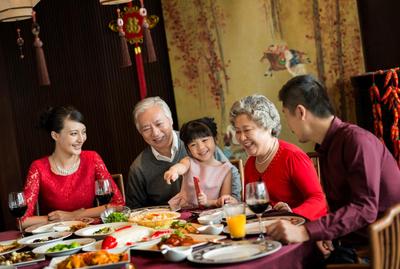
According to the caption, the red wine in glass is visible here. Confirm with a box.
[95,179,113,206]
[96,192,114,205]
[246,181,270,241]
[8,192,27,237]
[247,199,270,214]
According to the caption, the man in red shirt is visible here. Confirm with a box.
[267,75,400,263]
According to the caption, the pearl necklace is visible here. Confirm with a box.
[255,138,278,165]
[52,155,80,175]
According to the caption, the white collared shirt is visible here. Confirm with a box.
[151,131,179,162]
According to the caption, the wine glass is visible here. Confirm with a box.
[95,179,114,206]
[246,181,270,241]
[8,192,27,237]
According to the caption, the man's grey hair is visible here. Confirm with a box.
[133,96,173,131]
[229,94,281,137]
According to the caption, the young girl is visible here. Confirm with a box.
[164,117,233,208]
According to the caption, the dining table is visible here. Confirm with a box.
[0,211,324,269]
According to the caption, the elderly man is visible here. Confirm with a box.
[126,96,241,209]
[267,75,400,263]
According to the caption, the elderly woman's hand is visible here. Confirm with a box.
[273,202,292,212]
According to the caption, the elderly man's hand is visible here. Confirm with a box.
[316,240,334,259]
[266,220,310,244]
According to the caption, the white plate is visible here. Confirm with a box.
[133,234,226,252]
[32,238,95,257]
[223,216,305,235]
[30,221,86,234]
[0,251,46,267]
[82,237,162,253]
[17,231,72,248]
[74,222,132,239]
[45,250,130,269]
[188,240,282,264]
[0,239,24,255]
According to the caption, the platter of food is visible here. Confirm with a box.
[0,240,24,256]
[29,221,87,234]
[74,222,132,239]
[132,231,226,252]
[46,250,130,269]
[32,238,96,257]
[17,231,72,248]
[0,250,45,267]
[128,211,180,228]
[82,225,171,252]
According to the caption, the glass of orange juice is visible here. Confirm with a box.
[224,202,246,240]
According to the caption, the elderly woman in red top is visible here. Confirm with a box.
[22,106,124,228]
[229,94,327,220]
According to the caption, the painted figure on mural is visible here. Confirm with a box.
[260,44,311,77]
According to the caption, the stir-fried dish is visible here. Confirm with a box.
[0,251,40,265]
[56,250,128,269]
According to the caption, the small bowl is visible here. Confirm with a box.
[101,206,130,223]
[197,212,223,225]
[161,245,192,262]
[197,223,224,235]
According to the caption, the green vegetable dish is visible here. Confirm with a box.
[105,212,128,223]
[46,242,80,253]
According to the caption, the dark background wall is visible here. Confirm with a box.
[357,0,400,72]
[352,0,400,155]
[0,0,177,231]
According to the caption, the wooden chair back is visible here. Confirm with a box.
[111,173,125,203]
[230,159,245,201]
[307,152,321,182]
[369,202,400,269]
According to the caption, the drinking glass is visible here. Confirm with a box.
[95,179,114,206]
[246,181,270,241]
[8,192,27,237]
[223,202,246,240]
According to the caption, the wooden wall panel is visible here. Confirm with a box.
[0,0,176,230]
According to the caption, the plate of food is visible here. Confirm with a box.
[129,210,181,228]
[187,240,282,264]
[82,225,172,253]
[0,240,24,256]
[100,206,131,224]
[46,249,130,269]
[130,205,180,213]
[32,238,96,257]
[0,250,45,267]
[74,222,132,239]
[29,221,87,234]
[223,215,306,235]
[133,230,226,252]
[17,231,72,248]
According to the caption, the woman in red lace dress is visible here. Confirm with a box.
[22,106,124,228]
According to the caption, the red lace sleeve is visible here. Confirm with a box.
[92,152,125,206]
[22,163,41,220]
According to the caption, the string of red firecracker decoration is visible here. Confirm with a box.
[369,68,400,166]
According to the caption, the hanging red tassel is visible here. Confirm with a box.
[134,45,147,99]
[32,11,50,86]
[139,0,156,63]
[117,8,131,68]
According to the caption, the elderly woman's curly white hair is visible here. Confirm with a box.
[229,94,281,137]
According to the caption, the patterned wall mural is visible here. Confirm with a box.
[161,0,364,156]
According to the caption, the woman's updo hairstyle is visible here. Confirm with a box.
[39,106,84,133]
[180,117,218,151]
